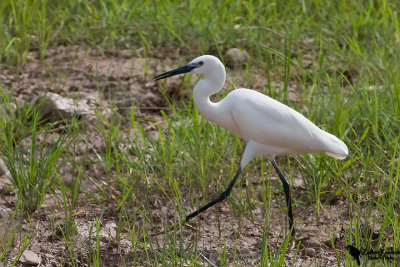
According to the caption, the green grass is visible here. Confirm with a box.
[1,0,400,266]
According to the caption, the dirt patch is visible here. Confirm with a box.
[1,46,168,114]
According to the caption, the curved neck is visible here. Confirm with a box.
[193,67,226,122]
[193,64,226,98]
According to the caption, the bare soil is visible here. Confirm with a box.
[0,46,352,266]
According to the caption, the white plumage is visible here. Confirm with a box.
[154,54,348,234]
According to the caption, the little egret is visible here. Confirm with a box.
[153,55,348,235]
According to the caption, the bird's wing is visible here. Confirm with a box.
[229,89,327,153]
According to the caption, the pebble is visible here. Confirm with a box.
[40,92,95,121]
[303,236,320,248]
[225,48,249,66]
[19,250,40,266]
[304,247,316,257]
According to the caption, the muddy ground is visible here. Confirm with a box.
[0,46,353,266]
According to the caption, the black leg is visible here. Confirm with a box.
[271,160,295,235]
[186,167,242,222]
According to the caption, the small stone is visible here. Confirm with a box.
[19,250,40,266]
[62,173,74,188]
[293,175,305,189]
[303,236,320,248]
[39,92,95,121]
[225,48,249,67]
[304,247,316,257]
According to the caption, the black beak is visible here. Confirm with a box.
[153,63,197,81]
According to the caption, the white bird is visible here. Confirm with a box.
[153,55,348,235]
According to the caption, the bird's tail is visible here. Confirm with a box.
[323,132,348,160]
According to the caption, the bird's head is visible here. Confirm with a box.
[153,55,224,81]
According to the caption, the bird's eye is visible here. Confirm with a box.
[199,61,204,65]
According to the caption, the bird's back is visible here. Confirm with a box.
[224,89,348,159]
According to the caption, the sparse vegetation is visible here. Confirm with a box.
[0,0,400,266]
